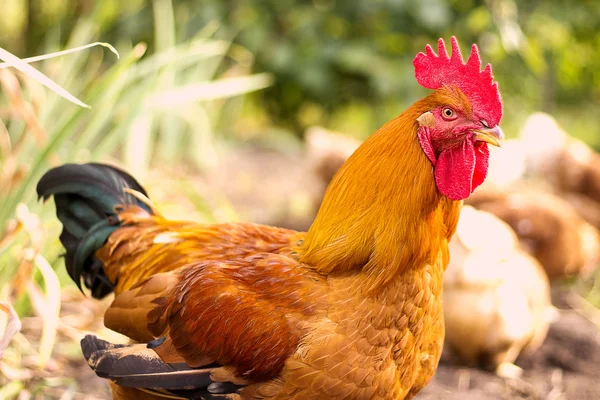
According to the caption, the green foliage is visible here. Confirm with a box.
[232,0,598,143]
[3,0,598,145]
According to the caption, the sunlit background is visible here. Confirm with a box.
[0,0,599,399]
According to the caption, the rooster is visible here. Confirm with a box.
[37,37,503,400]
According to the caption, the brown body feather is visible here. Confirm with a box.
[98,206,301,294]
[54,90,465,399]
[147,253,324,381]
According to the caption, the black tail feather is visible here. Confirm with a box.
[37,163,152,298]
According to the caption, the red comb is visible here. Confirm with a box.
[413,37,502,126]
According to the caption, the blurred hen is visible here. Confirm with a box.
[443,206,553,377]
[473,190,600,279]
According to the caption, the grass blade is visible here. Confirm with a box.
[27,251,61,368]
[145,73,274,108]
[0,47,90,108]
[0,42,119,69]
[0,301,21,359]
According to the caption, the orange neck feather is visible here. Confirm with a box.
[300,92,462,291]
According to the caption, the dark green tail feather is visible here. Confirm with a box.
[37,163,152,299]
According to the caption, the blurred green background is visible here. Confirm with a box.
[1,0,599,146]
[1,0,599,398]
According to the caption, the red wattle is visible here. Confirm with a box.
[417,127,491,200]
[435,140,474,200]
[471,142,490,190]
[435,139,489,200]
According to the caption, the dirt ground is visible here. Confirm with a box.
[418,289,600,400]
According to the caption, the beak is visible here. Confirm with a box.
[473,125,504,148]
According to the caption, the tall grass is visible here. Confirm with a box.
[0,1,272,396]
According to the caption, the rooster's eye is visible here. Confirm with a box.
[480,120,489,128]
[442,108,455,120]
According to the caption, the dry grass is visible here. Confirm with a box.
[1,288,115,399]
